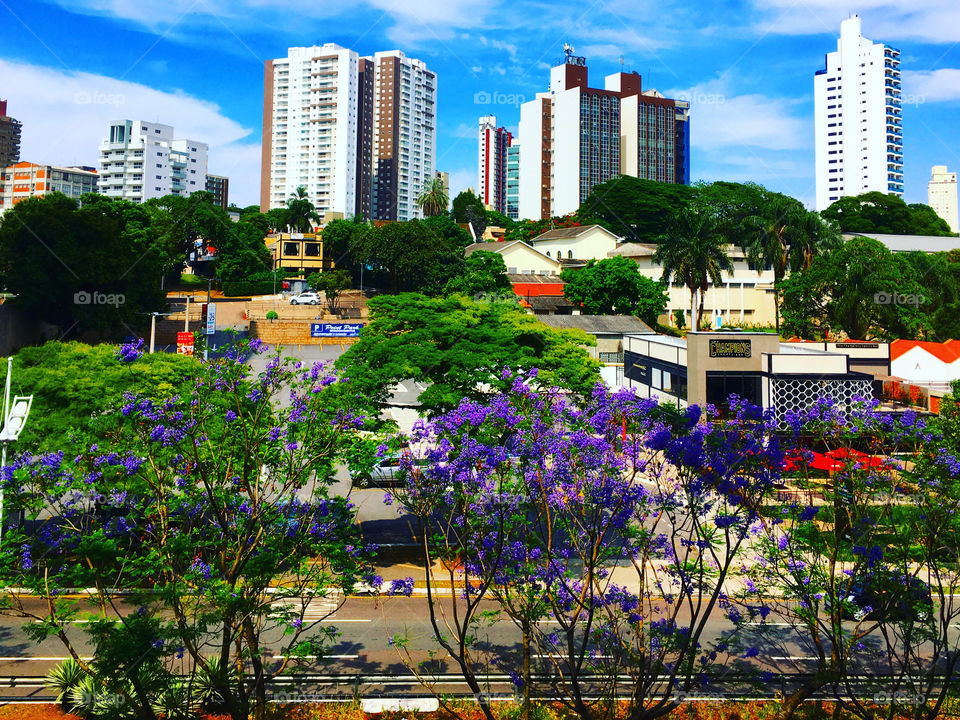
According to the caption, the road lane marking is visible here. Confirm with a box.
[270,654,359,660]
[771,656,818,660]
[0,656,93,661]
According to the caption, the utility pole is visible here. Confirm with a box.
[150,313,157,354]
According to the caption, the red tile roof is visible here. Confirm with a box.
[890,339,960,363]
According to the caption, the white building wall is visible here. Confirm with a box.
[518,96,546,221]
[815,15,902,210]
[267,45,360,217]
[892,347,960,384]
[551,88,581,217]
[929,165,959,233]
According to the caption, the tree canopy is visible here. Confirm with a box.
[561,256,667,324]
[579,176,695,242]
[0,340,199,452]
[444,250,512,297]
[335,293,600,415]
[822,192,954,236]
[779,236,928,340]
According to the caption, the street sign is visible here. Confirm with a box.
[177,332,195,356]
[206,302,216,335]
[0,396,33,442]
[310,323,363,338]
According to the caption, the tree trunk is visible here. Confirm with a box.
[689,288,698,333]
[773,277,781,336]
[522,617,531,720]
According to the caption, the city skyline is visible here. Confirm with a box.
[0,0,958,211]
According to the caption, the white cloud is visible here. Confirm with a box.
[668,79,810,151]
[904,69,960,103]
[1,58,261,206]
[748,0,960,44]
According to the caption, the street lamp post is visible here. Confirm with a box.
[0,357,33,546]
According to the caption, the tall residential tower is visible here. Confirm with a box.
[261,45,435,222]
[98,120,208,203]
[0,101,22,168]
[929,165,959,234]
[478,115,512,214]
[517,46,688,221]
[814,15,903,210]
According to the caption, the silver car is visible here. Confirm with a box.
[352,456,426,488]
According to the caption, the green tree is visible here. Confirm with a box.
[416,176,449,217]
[485,209,515,228]
[444,250,512,296]
[0,193,166,331]
[421,213,473,249]
[741,194,807,334]
[354,220,464,294]
[452,189,486,238]
[579,176,695,242]
[654,208,733,331]
[335,293,600,415]
[779,236,928,340]
[561,256,667,323]
[307,269,352,312]
[822,191,954,236]
[0,341,199,453]
[285,186,320,232]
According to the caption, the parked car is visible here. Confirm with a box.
[351,456,427,488]
[290,291,321,305]
[841,572,931,622]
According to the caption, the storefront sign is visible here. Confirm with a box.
[709,338,751,359]
[310,323,363,338]
[176,332,194,356]
[839,342,879,349]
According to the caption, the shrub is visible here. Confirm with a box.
[266,310,279,320]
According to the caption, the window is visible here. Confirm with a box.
[283,242,299,256]
[567,250,573,259]
[304,243,322,257]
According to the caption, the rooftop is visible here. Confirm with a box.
[530,224,619,242]
[845,232,960,253]
[540,314,655,335]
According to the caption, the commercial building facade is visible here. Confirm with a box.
[98,120,208,203]
[506,143,520,219]
[261,45,435,222]
[478,115,512,214]
[928,165,959,234]
[517,46,688,220]
[205,174,229,209]
[265,232,333,276]
[814,15,903,210]
[0,100,21,168]
[0,162,98,213]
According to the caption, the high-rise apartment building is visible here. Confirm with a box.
[98,120,208,203]
[261,45,436,222]
[0,100,22,168]
[0,162,98,214]
[506,143,520,220]
[674,100,691,185]
[478,115,512,214]
[205,174,229,209]
[371,50,436,222]
[517,46,688,220]
[814,15,903,211]
[929,165,959,234]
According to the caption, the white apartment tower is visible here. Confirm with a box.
[370,50,436,222]
[478,115,512,214]
[929,165,959,234]
[814,15,903,211]
[98,121,208,203]
[261,45,435,222]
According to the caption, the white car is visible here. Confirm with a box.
[289,291,321,305]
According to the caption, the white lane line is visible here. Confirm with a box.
[270,654,359,659]
[746,622,794,626]
[771,656,818,660]
[322,619,371,623]
[0,656,93,661]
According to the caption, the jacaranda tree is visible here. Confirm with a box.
[0,339,381,720]
[386,374,790,720]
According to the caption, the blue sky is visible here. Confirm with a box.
[1,0,958,211]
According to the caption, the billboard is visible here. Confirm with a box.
[310,323,363,338]
[176,332,195,356]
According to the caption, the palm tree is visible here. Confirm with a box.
[417,176,449,217]
[792,210,842,272]
[285,186,320,232]
[655,209,734,331]
[742,196,806,335]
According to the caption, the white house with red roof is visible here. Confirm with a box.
[890,339,960,386]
